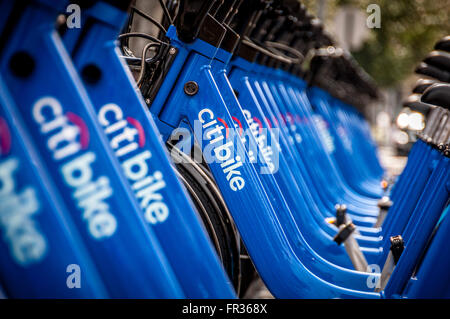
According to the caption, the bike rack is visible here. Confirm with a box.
[0,0,448,299]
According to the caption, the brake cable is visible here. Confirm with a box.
[118,32,165,44]
[264,40,304,64]
[241,37,292,64]
[136,42,162,87]
[130,6,167,33]
[159,0,174,25]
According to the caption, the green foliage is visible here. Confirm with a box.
[303,0,450,87]
[347,0,449,87]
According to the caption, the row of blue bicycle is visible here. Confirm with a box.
[0,0,449,299]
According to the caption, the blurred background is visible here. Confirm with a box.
[301,0,449,175]
[131,0,449,175]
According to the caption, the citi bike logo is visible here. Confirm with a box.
[312,114,335,154]
[284,112,303,144]
[242,109,276,174]
[0,120,47,266]
[337,125,352,153]
[98,103,169,225]
[171,108,280,183]
[198,108,246,192]
[32,97,117,239]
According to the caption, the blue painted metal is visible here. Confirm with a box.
[0,76,108,298]
[383,156,449,298]
[0,0,183,298]
[62,1,235,298]
[214,49,383,286]
[147,25,382,298]
[307,88,382,198]
[0,0,448,299]
[223,43,449,298]
[403,204,450,298]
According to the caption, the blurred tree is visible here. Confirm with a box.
[302,0,450,88]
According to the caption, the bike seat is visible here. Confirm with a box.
[423,51,450,73]
[434,35,450,53]
[421,83,450,109]
[403,94,433,114]
[415,62,450,83]
[412,79,436,94]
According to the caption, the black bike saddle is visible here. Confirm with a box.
[403,94,432,114]
[421,83,450,109]
[415,62,450,83]
[423,51,450,73]
[413,79,436,94]
[435,35,450,53]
